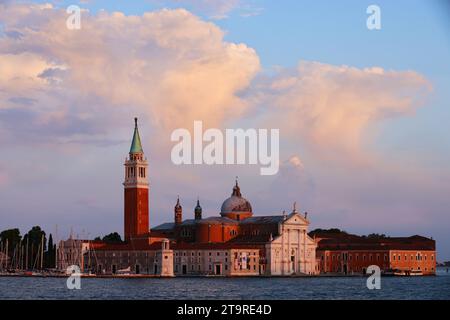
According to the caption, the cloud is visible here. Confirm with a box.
[0,166,8,187]
[172,0,240,19]
[0,3,260,143]
[252,155,315,214]
[253,62,432,164]
[153,0,262,19]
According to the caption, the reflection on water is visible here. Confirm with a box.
[1,270,450,300]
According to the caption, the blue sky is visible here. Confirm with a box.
[1,0,450,259]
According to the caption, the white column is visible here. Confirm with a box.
[303,230,307,273]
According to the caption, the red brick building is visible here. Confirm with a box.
[313,231,436,275]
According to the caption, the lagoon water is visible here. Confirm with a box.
[1,268,450,300]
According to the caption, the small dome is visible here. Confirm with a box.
[220,181,252,214]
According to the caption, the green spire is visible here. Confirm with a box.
[129,117,143,154]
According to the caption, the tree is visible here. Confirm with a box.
[23,226,47,269]
[45,233,56,268]
[309,228,347,235]
[102,232,122,243]
[366,233,388,239]
[0,229,22,256]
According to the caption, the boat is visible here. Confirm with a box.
[409,270,423,276]
[116,266,132,275]
[393,269,423,276]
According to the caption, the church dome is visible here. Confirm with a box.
[220,181,252,217]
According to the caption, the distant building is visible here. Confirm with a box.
[313,231,436,275]
[56,238,103,272]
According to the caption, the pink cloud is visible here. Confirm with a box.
[0,4,260,135]
[254,61,432,165]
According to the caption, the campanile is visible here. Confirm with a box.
[123,118,149,242]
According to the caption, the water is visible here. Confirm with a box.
[1,268,449,300]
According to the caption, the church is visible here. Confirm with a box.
[73,118,318,276]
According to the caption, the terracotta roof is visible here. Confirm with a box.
[317,235,435,251]
[240,216,285,224]
[197,217,239,225]
[93,241,163,251]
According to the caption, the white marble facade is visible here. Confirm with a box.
[265,213,318,276]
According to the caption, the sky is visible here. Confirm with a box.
[0,0,450,260]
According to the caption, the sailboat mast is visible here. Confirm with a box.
[25,237,29,270]
[40,235,44,270]
[0,242,3,272]
[5,239,8,270]
[55,225,58,269]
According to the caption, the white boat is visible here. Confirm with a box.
[393,269,423,276]
[117,266,132,275]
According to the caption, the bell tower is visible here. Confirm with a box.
[124,118,149,242]
[174,197,182,225]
